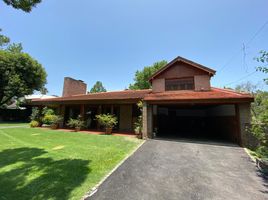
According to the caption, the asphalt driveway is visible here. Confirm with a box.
[87,139,268,200]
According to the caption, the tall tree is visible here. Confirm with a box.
[0,31,47,107]
[3,0,42,12]
[129,60,167,90]
[0,50,47,107]
[90,81,107,93]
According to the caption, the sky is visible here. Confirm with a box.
[1,0,268,96]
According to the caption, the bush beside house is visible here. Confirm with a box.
[29,107,62,129]
[95,114,117,134]
[246,91,268,173]
[134,101,143,139]
[67,115,85,132]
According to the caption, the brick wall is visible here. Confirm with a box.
[62,77,87,97]
[142,102,153,139]
[238,103,251,146]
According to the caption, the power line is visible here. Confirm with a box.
[224,71,258,86]
[218,20,268,73]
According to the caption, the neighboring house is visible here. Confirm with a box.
[25,94,58,101]
[32,56,254,146]
[0,95,57,122]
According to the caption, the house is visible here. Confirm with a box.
[32,56,254,146]
[0,95,57,122]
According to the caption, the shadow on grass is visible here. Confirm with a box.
[0,147,90,200]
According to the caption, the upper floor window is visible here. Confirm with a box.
[165,78,194,91]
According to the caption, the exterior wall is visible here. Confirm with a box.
[151,62,211,92]
[156,62,208,79]
[142,102,153,139]
[238,103,251,146]
[119,105,133,132]
[152,78,165,93]
[62,77,87,97]
[194,75,211,91]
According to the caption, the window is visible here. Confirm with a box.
[165,78,194,91]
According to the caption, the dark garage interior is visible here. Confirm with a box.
[155,104,240,143]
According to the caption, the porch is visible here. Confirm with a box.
[55,103,140,133]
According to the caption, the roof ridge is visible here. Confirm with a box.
[69,89,152,97]
[149,56,216,81]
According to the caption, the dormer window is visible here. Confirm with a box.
[165,78,194,91]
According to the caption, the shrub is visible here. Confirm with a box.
[42,114,55,125]
[95,114,117,129]
[29,120,39,128]
[42,107,55,115]
[255,146,268,160]
[134,101,143,136]
[43,114,63,126]
[51,115,63,125]
[67,115,85,131]
[30,107,42,122]
[251,120,268,147]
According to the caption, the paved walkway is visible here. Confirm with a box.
[88,139,268,200]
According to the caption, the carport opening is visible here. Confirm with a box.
[154,104,240,144]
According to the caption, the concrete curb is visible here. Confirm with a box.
[244,148,256,162]
[82,139,146,200]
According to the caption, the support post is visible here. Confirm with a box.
[80,104,85,120]
[142,102,153,139]
[59,105,65,128]
[111,105,114,115]
[97,105,102,130]
[237,103,251,147]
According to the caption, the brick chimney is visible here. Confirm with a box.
[62,77,87,97]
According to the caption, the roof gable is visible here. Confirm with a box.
[149,56,216,82]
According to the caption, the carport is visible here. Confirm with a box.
[153,104,240,143]
[142,88,254,146]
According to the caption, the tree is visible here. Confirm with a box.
[0,29,10,48]
[129,60,167,90]
[3,0,42,12]
[0,50,47,107]
[90,81,107,93]
[0,30,47,107]
[6,43,23,53]
[235,81,258,94]
[255,50,268,84]
[251,91,268,119]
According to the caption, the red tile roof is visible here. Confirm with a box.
[32,89,151,103]
[144,87,254,103]
[32,87,253,104]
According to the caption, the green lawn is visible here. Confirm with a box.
[0,122,28,127]
[0,127,142,200]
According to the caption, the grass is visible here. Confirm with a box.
[0,122,28,127]
[0,127,142,200]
